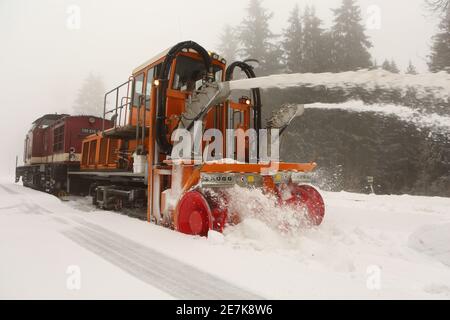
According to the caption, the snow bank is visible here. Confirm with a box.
[3,180,450,299]
[0,184,171,299]
[220,188,450,298]
[409,223,450,267]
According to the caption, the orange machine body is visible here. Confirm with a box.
[74,42,324,235]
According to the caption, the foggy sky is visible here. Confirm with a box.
[0,0,439,175]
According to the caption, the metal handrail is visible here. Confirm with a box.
[104,98,131,127]
[102,77,134,132]
[101,75,150,155]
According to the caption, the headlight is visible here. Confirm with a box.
[272,172,290,184]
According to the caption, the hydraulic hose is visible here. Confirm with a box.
[156,41,212,155]
[225,61,262,159]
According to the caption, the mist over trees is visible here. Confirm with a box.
[219,0,373,75]
[238,0,282,75]
[428,5,450,72]
[282,4,303,73]
[218,0,449,75]
[301,6,330,73]
[406,60,418,74]
[425,0,449,12]
[330,0,372,71]
[218,25,239,63]
[381,59,400,73]
[217,0,450,197]
[73,73,105,117]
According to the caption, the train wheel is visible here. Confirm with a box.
[202,189,228,233]
[280,184,325,226]
[174,190,212,236]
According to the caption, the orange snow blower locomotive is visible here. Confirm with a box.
[65,41,325,236]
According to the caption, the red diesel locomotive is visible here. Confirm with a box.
[16,114,109,194]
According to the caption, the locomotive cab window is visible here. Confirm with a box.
[144,67,155,110]
[132,73,144,107]
[172,55,222,92]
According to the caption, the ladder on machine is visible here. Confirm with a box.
[102,76,148,154]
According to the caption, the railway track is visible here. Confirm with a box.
[0,182,261,299]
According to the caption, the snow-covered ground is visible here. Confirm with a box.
[1,178,450,299]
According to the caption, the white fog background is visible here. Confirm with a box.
[0,0,439,177]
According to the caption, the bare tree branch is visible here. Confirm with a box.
[425,0,449,13]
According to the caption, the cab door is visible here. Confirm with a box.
[130,73,145,127]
